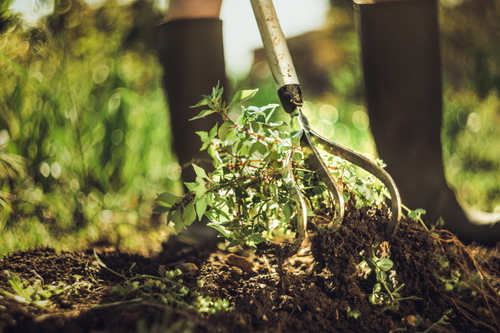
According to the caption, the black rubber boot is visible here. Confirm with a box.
[157,18,227,246]
[157,18,228,184]
[356,0,499,246]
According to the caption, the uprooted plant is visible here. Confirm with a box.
[156,85,392,253]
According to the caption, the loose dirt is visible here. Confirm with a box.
[1,207,499,333]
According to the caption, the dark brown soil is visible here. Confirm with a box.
[1,207,499,333]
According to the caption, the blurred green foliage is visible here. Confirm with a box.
[0,0,173,256]
[0,0,499,256]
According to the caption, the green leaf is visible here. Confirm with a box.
[183,201,197,227]
[347,307,361,319]
[153,205,170,213]
[6,271,30,300]
[185,179,206,197]
[190,96,211,108]
[262,121,285,129]
[195,197,208,220]
[209,123,219,139]
[365,258,377,271]
[283,203,293,222]
[196,131,211,151]
[192,164,209,181]
[226,239,242,248]
[377,258,394,272]
[171,210,186,234]
[376,270,387,282]
[156,192,182,206]
[408,208,426,220]
[218,122,232,141]
[185,182,197,191]
[207,222,231,238]
[189,109,217,121]
[110,285,128,296]
[247,142,260,157]
[229,89,259,106]
[247,234,267,245]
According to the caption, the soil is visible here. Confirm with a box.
[1,207,499,333]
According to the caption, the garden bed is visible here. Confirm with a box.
[1,207,499,333]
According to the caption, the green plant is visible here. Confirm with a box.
[156,86,392,251]
[0,0,173,256]
[156,85,299,249]
[420,309,452,333]
[358,242,421,311]
[0,270,91,307]
[0,270,53,306]
[346,306,361,319]
[95,252,233,315]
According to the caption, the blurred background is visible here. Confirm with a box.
[1,0,499,256]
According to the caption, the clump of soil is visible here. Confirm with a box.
[1,207,499,333]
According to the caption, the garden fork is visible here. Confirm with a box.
[250,0,402,238]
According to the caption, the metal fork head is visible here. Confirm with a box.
[288,107,402,237]
[250,0,401,245]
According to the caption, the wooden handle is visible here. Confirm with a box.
[250,0,299,87]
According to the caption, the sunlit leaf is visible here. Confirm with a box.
[218,122,232,141]
[229,89,259,106]
[195,197,208,220]
[207,222,231,239]
[192,164,209,181]
[190,109,217,121]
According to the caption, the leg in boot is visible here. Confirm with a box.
[355,0,499,245]
[157,0,227,184]
[156,1,226,245]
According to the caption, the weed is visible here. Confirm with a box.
[420,309,452,333]
[0,270,53,306]
[157,86,392,251]
[0,270,91,307]
[405,207,428,231]
[358,242,421,311]
[346,306,361,319]
[94,251,233,315]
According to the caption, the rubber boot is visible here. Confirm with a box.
[157,18,227,246]
[157,18,227,184]
[355,0,500,246]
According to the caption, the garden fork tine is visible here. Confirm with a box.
[250,0,402,236]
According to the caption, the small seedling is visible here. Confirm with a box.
[358,243,421,311]
[0,270,53,306]
[420,309,452,333]
[94,252,233,315]
[0,270,89,307]
[346,306,361,319]
[406,207,428,230]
